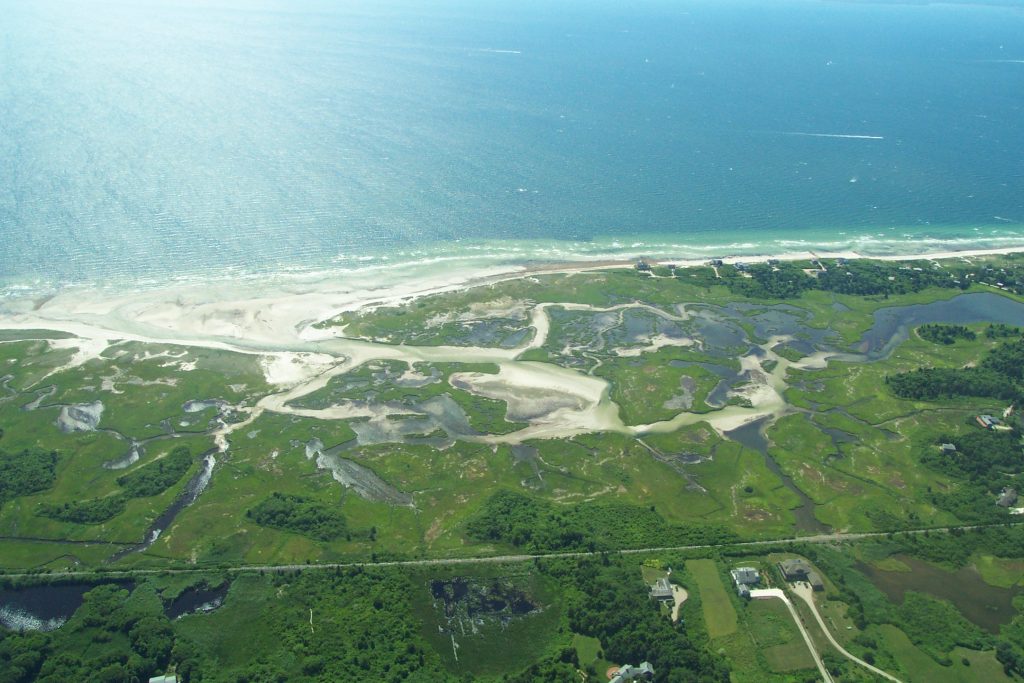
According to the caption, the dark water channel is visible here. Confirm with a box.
[164,583,228,620]
[726,418,829,534]
[108,450,218,562]
[856,555,1021,633]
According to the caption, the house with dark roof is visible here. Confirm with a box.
[730,567,760,597]
[977,415,999,429]
[998,488,1019,508]
[649,578,674,602]
[779,558,824,591]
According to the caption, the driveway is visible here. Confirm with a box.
[790,582,903,683]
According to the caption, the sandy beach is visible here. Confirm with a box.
[1,245,1023,353]
[2,242,1022,450]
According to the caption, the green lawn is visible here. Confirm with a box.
[685,559,737,638]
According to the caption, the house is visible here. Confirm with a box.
[649,578,674,602]
[779,558,824,591]
[610,662,655,683]
[998,488,1019,508]
[977,415,999,430]
[939,443,957,454]
[149,675,179,683]
[710,259,724,267]
[730,567,760,597]
[734,262,748,271]
[635,260,652,272]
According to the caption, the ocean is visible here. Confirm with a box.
[1,0,1023,293]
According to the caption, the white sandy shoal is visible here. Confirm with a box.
[0,244,1022,395]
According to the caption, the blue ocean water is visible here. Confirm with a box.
[1,0,1023,289]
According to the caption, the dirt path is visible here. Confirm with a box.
[749,588,834,683]
[791,583,903,683]
[1,521,1018,580]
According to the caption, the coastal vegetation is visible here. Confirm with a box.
[247,492,349,541]
[0,448,57,506]
[5,254,1024,680]
[38,446,196,525]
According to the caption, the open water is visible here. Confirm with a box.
[1,0,1023,291]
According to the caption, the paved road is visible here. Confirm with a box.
[0,522,1013,579]
[749,588,834,683]
[792,583,903,683]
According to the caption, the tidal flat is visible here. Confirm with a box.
[2,256,1024,571]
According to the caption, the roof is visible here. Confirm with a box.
[731,567,760,585]
[999,488,1019,507]
[780,558,814,576]
[610,662,655,682]
[650,578,673,599]
[149,676,178,683]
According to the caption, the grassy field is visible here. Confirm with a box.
[686,559,737,639]
[876,624,1014,683]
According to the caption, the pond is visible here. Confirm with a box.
[164,582,229,620]
[856,554,1022,633]
[0,581,131,631]
[856,292,1024,359]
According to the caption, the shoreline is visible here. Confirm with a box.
[0,244,1022,351]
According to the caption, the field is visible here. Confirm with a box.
[685,559,737,639]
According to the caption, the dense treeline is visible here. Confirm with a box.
[247,492,348,541]
[696,256,1024,299]
[117,447,193,498]
[727,262,813,299]
[38,447,194,524]
[547,558,729,683]
[986,323,1023,339]
[39,495,127,524]
[921,429,1023,491]
[886,367,1018,401]
[0,582,180,683]
[0,570,458,683]
[887,525,1024,569]
[917,324,976,345]
[466,490,736,552]
[714,259,970,300]
[0,448,57,506]
[887,337,1024,403]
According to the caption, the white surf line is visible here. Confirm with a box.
[779,132,884,140]
[472,48,521,54]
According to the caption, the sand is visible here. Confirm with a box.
[1,245,1022,446]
